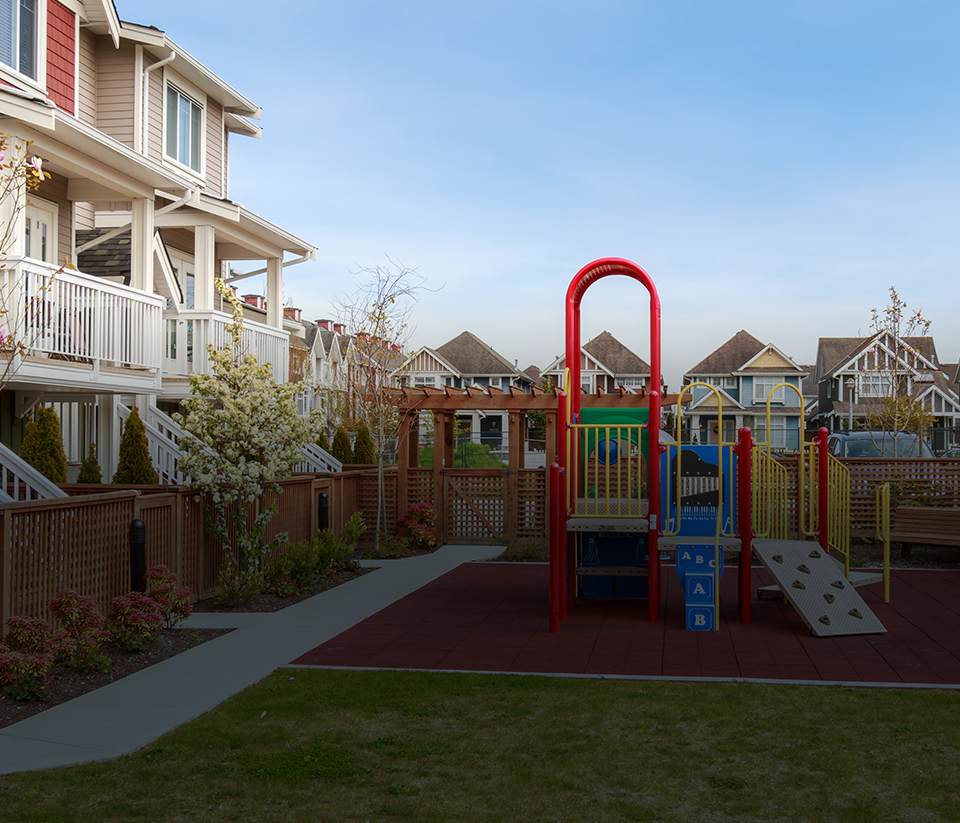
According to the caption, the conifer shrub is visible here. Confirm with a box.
[18,407,67,483]
[353,420,376,464]
[318,431,331,453]
[76,443,102,483]
[330,425,354,464]
[113,407,155,484]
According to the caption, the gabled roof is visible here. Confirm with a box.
[818,333,939,378]
[582,331,650,375]
[434,331,521,378]
[685,330,764,376]
[76,229,131,282]
[687,386,745,412]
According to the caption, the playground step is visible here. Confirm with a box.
[567,518,648,533]
[656,536,742,550]
[758,560,883,600]
[753,539,886,637]
[575,565,649,577]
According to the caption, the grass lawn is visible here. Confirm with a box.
[2,668,959,822]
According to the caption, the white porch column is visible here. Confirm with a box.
[98,394,120,483]
[266,256,283,329]
[130,198,155,292]
[194,225,216,310]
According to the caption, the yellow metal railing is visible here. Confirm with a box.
[571,422,647,518]
[827,453,851,573]
[875,483,891,602]
[752,446,788,539]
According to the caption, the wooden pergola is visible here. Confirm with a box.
[391,385,681,544]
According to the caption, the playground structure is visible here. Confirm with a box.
[548,258,888,637]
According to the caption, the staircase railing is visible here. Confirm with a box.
[0,441,65,502]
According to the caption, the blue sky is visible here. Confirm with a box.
[118,0,960,390]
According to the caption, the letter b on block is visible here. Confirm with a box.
[686,605,715,631]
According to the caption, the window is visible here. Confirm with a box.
[753,376,784,404]
[0,0,37,79]
[860,373,893,398]
[166,84,203,172]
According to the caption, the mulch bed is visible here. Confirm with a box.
[0,628,229,730]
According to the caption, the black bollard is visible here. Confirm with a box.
[130,518,147,592]
[318,492,329,531]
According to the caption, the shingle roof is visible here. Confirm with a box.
[76,229,132,283]
[583,331,650,375]
[685,330,764,375]
[435,331,520,377]
[819,334,939,376]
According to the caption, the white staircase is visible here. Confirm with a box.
[0,441,65,503]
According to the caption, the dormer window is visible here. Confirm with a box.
[0,0,37,80]
[166,84,203,172]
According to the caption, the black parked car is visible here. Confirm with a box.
[827,431,934,458]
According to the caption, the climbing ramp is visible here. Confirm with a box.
[753,539,886,637]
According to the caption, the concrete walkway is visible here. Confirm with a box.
[0,544,503,775]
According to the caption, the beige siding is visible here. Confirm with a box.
[73,202,94,233]
[204,98,224,196]
[159,228,195,256]
[96,43,136,147]
[33,173,71,264]
[77,29,97,126]
[408,351,450,373]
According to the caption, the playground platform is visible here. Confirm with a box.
[292,561,960,685]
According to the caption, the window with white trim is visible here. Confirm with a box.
[860,372,893,398]
[166,84,203,172]
[0,0,36,79]
[753,376,784,404]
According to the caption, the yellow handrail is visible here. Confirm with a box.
[875,482,891,603]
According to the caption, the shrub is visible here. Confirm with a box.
[397,503,437,553]
[0,650,55,701]
[48,589,110,673]
[318,431,332,453]
[214,566,263,607]
[108,592,163,652]
[143,565,193,628]
[76,443,102,483]
[330,425,353,464]
[18,407,67,483]
[353,420,376,464]
[375,531,411,558]
[0,616,69,701]
[113,407,155,484]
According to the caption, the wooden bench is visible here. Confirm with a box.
[889,506,960,558]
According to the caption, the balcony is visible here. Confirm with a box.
[0,257,163,393]
[162,309,289,388]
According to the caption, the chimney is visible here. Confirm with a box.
[242,294,265,310]
[333,323,346,335]
[284,307,302,322]
[316,319,334,331]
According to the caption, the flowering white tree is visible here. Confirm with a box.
[175,279,321,574]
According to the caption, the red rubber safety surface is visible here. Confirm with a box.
[291,563,960,685]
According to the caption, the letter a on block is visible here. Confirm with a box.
[693,582,706,596]
[694,613,707,626]
[680,550,691,561]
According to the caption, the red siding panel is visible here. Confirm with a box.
[46,0,76,114]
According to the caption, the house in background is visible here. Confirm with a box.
[541,331,651,396]
[681,330,807,448]
[397,331,534,452]
[0,1,316,484]
[814,333,960,452]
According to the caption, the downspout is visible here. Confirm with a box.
[142,48,176,155]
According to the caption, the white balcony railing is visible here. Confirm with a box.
[163,309,288,383]
[1,257,163,372]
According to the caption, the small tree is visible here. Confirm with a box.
[113,407,155,484]
[76,443,102,483]
[330,425,353,464]
[333,258,437,549]
[0,137,54,393]
[318,431,332,453]
[175,279,321,579]
[18,407,67,483]
[860,287,935,445]
[353,419,376,464]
